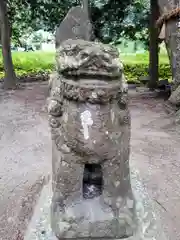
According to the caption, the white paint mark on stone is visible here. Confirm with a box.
[63,113,68,123]
[106,131,109,135]
[114,181,120,187]
[111,109,115,123]
[62,161,68,167]
[91,92,97,99]
[93,140,96,144]
[61,144,70,153]
[80,110,93,140]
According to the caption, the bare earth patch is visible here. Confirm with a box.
[129,90,180,240]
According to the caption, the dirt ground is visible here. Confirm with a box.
[129,90,180,240]
[0,82,180,240]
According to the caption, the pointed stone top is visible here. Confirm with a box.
[55,5,93,49]
[82,0,89,15]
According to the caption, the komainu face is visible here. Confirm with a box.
[56,39,124,78]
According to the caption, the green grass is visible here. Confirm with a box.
[9,50,169,66]
[0,50,171,82]
[11,51,55,72]
[0,51,55,77]
[121,52,169,65]
[120,52,171,82]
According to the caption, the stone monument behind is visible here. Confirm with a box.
[55,6,93,48]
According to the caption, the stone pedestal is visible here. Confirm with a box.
[24,169,167,240]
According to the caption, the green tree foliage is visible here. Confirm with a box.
[0,0,152,89]
[26,0,134,43]
[90,0,134,43]
[7,0,42,46]
[8,0,149,45]
[122,0,150,47]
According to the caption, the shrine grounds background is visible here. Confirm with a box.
[0,47,171,83]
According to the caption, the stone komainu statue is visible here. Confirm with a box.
[48,39,137,239]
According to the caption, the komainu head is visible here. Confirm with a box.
[56,39,124,79]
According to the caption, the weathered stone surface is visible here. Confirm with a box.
[56,39,123,78]
[24,169,167,240]
[157,2,180,112]
[157,1,177,80]
[164,31,180,117]
[166,32,180,107]
[55,6,93,48]
[168,84,180,106]
[48,39,138,239]
[172,31,180,90]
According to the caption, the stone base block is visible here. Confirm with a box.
[24,170,167,240]
[51,197,136,239]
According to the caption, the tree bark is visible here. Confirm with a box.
[148,0,160,90]
[0,0,17,89]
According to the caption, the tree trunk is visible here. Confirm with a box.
[148,0,160,90]
[0,0,17,89]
